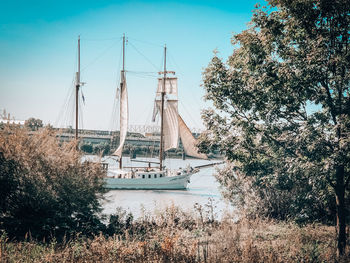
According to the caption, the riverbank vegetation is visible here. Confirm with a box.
[1,204,349,262]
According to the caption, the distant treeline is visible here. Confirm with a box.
[79,141,221,159]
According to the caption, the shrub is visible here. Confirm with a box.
[0,126,106,241]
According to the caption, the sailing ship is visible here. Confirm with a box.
[104,35,208,190]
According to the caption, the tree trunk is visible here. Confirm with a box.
[335,165,346,256]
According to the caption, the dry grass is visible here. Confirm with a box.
[1,206,349,263]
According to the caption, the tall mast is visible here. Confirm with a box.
[75,36,80,141]
[159,45,166,170]
[122,33,125,72]
[119,34,125,169]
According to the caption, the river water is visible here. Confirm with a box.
[99,156,234,219]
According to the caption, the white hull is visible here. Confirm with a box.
[104,167,197,190]
[105,174,192,190]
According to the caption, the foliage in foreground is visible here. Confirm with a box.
[0,205,349,263]
[0,126,106,240]
[199,0,350,254]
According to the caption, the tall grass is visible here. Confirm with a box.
[0,126,106,240]
[1,204,348,263]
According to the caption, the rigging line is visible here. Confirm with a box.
[78,92,84,131]
[126,70,158,74]
[143,96,155,127]
[129,75,158,79]
[113,39,123,89]
[109,40,123,132]
[183,88,204,123]
[127,37,163,47]
[159,51,164,72]
[126,73,158,79]
[108,86,120,132]
[61,81,76,129]
[66,77,76,129]
[143,103,155,161]
[60,43,79,128]
[55,76,75,127]
[115,40,123,83]
[66,89,75,129]
[179,100,201,130]
[81,36,122,41]
[81,38,122,71]
[63,87,75,128]
[168,50,203,111]
[69,90,75,129]
[126,71,158,77]
[128,41,160,71]
[169,54,202,109]
[109,96,119,132]
[181,92,204,126]
[109,79,121,132]
[135,99,154,126]
[56,43,79,129]
[168,51,182,72]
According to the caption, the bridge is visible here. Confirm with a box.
[55,127,161,150]
[57,131,160,147]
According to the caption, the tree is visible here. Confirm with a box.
[93,143,111,156]
[24,117,43,131]
[80,143,93,153]
[200,0,350,255]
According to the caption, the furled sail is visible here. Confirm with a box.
[156,77,178,96]
[113,71,128,157]
[178,115,208,159]
[155,100,179,151]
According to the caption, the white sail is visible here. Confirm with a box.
[151,100,158,122]
[178,115,208,159]
[156,100,179,151]
[157,77,178,96]
[113,72,128,157]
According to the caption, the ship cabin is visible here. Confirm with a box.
[135,170,166,179]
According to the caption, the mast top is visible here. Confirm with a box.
[158,71,175,75]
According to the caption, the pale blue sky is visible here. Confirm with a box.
[0,0,264,130]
